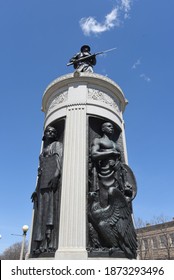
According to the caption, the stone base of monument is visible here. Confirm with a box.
[88,248,129,259]
[55,250,88,260]
[27,250,131,260]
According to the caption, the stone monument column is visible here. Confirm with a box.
[28,71,137,260]
[54,85,88,259]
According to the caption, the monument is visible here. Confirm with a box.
[27,45,137,260]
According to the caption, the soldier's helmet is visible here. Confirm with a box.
[81,45,91,52]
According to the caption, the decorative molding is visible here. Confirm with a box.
[82,72,123,92]
[88,88,120,113]
[68,105,85,111]
[44,73,124,96]
[44,74,73,94]
[42,72,128,113]
[47,92,68,113]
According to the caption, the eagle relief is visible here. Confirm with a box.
[88,121,137,259]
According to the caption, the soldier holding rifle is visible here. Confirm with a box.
[67,45,116,73]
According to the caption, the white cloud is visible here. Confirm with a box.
[121,0,131,12]
[105,7,119,27]
[132,59,151,82]
[132,58,141,69]
[120,0,132,18]
[79,0,133,36]
[140,73,151,82]
[79,8,119,36]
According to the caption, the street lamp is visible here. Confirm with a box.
[20,225,29,260]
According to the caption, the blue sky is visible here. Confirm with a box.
[0,0,174,253]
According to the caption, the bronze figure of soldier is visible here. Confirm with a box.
[88,121,137,258]
[68,45,96,73]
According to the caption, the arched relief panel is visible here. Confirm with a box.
[87,86,121,116]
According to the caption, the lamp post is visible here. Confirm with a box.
[20,225,29,260]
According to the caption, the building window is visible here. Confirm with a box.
[169,233,174,246]
[159,235,166,248]
[152,237,158,249]
[143,238,149,250]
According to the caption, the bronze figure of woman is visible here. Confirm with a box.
[31,125,63,254]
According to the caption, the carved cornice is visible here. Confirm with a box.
[44,72,124,96]
[42,72,128,113]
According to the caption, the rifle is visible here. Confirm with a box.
[67,47,117,66]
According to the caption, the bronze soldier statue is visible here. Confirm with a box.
[67,45,116,73]
[68,45,96,73]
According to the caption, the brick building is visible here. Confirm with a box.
[136,220,174,259]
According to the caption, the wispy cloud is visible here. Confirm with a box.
[140,73,151,82]
[132,58,151,82]
[132,58,141,69]
[79,0,132,36]
[120,0,132,18]
[80,8,119,36]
